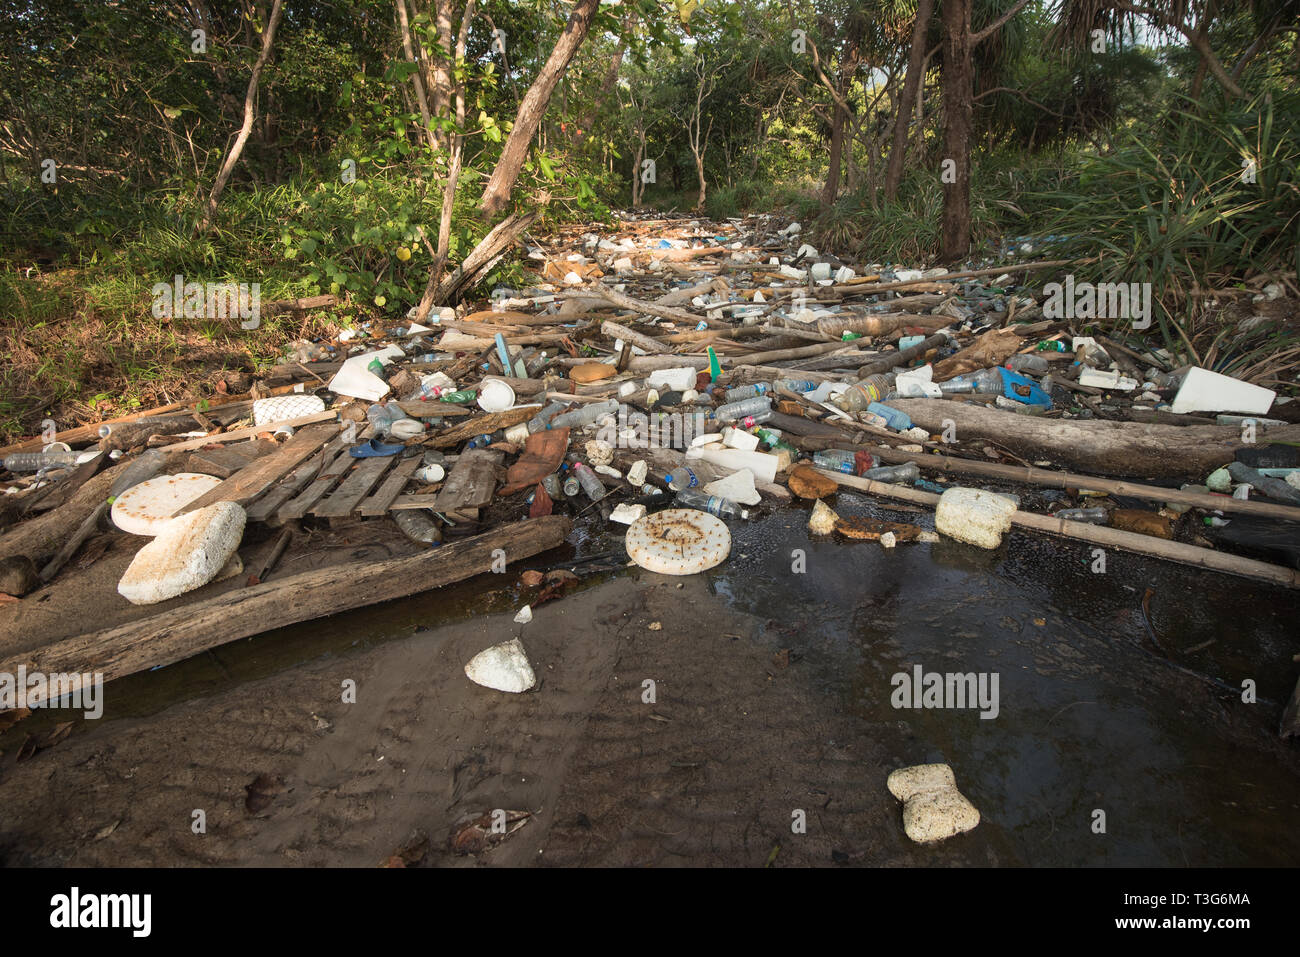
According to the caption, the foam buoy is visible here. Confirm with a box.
[464,638,537,693]
[110,473,223,536]
[625,508,731,575]
[117,502,246,605]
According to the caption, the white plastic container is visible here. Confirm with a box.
[647,366,698,392]
[934,487,1018,549]
[685,447,779,484]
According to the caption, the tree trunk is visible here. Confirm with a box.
[939,0,973,262]
[196,0,284,234]
[821,105,846,209]
[885,0,934,202]
[479,0,602,218]
[886,398,1300,481]
[429,0,455,151]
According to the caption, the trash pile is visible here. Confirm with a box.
[2,212,1299,694]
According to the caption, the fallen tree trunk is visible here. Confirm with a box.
[886,398,1300,481]
[3,514,572,705]
[0,461,132,565]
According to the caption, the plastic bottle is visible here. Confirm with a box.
[865,402,911,432]
[437,389,478,404]
[4,449,90,472]
[675,488,750,520]
[860,462,919,484]
[1005,354,1050,375]
[547,399,619,431]
[1036,340,1068,352]
[392,509,442,544]
[723,383,768,402]
[812,450,857,474]
[833,374,895,412]
[711,396,772,423]
[525,400,569,433]
[938,368,1003,395]
[665,461,728,490]
[562,474,582,497]
[366,403,403,435]
[571,462,606,501]
[542,472,565,500]
[1054,507,1108,524]
[410,352,456,364]
[774,379,818,394]
[466,430,504,450]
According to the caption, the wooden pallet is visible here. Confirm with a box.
[310,456,396,521]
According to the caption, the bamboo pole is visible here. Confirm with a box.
[814,468,1300,589]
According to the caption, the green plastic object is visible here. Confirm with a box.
[707,345,721,382]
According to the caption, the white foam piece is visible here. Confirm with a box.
[647,367,697,392]
[935,487,1017,549]
[887,763,980,844]
[703,468,760,506]
[1078,368,1138,391]
[464,638,537,693]
[1171,366,1276,414]
[810,262,832,281]
[117,502,246,605]
[625,509,731,575]
[111,473,223,536]
[610,502,647,525]
[721,427,759,451]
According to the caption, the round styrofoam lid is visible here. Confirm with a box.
[477,378,516,412]
[625,508,731,576]
[110,472,223,536]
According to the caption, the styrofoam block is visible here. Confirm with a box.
[111,473,223,536]
[464,638,537,693]
[1170,366,1276,414]
[703,468,760,506]
[935,487,1017,549]
[117,502,246,605]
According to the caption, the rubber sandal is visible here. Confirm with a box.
[349,437,406,458]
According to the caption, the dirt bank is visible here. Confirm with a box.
[0,573,962,867]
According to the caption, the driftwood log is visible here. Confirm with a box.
[1,514,572,705]
[886,398,1300,481]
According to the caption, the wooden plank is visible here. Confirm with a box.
[173,424,336,516]
[358,457,422,516]
[1,516,573,706]
[162,410,337,454]
[311,456,396,519]
[389,494,445,510]
[432,449,501,511]
[245,434,347,524]
[276,443,358,522]
[187,438,276,479]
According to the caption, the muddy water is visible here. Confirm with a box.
[706,494,1300,866]
[23,489,1298,866]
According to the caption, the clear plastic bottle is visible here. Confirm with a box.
[812,449,858,473]
[547,399,619,430]
[723,383,768,402]
[774,379,818,394]
[562,473,582,497]
[1054,506,1108,524]
[4,449,87,472]
[860,462,919,484]
[833,374,895,412]
[938,368,1004,395]
[542,472,565,499]
[392,509,442,544]
[1005,354,1050,376]
[665,462,727,491]
[711,396,771,423]
[674,488,750,519]
[366,403,403,435]
[571,462,606,501]
[526,400,569,433]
